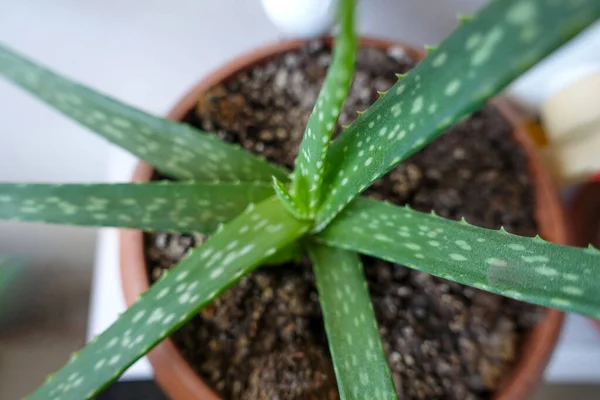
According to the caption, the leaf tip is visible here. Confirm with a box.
[424,45,438,54]
[272,176,310,220]
[585,244,600,255]
[457,13,474,23]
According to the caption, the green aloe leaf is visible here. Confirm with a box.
[315,0,600,229]
[309,244,397,400]
[0,181,273,233]
[27,196,310,400]
[0,45,288,182]
[316,198,600,318]
[291,0,357,214]
[273,177,309,220]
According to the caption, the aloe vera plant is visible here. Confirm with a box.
[1,0,599,398]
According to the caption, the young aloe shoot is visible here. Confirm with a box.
[0,0,597,399]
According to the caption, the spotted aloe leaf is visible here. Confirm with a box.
[317,198,600,318]
[26,196,310,400]
[0,181,273,233]
[315,0,600,229]
[309,244,397,400]
[0,45,288,183]
[290,0,357,214]
[273,177,309,220]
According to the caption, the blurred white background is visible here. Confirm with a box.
[0,0,599,398]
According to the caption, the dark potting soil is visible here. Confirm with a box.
[145,40,543,400]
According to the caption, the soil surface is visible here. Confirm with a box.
[145,40,542,400]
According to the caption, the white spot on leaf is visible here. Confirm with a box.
[487,258,508,268]
[450,253,467,261]
[561,286,583,296]
[455,240,472,251]
[432,52,448,67]
[445,80,461,96]
[108,355,121,366]
[536,266,558,277]
[471,26,504,66]
[210,267,224,279]
[374,233,393,243]
[507,1,536,25]
[411,96,424,114]
[523,255,550,263]
[395,84,406,95]
[564,273,578,281]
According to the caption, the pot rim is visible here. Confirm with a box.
[567,181,600,335]
[120,37,565,400]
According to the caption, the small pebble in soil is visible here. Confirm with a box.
[146,40,542,400]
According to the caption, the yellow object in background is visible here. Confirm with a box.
[538,70,600,186]
[523,119,549,147]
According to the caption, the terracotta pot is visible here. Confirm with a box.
[120,38,565,400]
[567,181,600,334]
